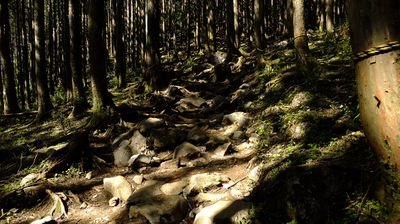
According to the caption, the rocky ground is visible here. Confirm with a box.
[0,31,384,224]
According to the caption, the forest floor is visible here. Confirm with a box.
[0,28,387,224]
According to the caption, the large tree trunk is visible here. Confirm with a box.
[69,0,89,117]
[0,0,21,114]
[143,0,162,91]
[115,0,126,88]
[349,1,400,222]
[34,0,53,120]
[226,0,240,62]
[253,0,265,49]
[22,0,31,109]
[87,0,117,128]
[207,0,216,55]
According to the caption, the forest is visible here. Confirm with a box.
[1,0,400,223]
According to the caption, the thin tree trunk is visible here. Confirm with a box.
[293,0,312,71]
[115,0,126,88]
[22,0,31,109]
[34,0,53,120]
[254,0,265,49]
[0,0,21,114]
[16,0,25,110]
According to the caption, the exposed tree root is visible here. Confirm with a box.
[46,189,68,218]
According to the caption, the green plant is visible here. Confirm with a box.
[62,164,82,177]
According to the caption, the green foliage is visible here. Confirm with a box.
[62,164,82,177]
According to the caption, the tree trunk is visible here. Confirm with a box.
[143,0,162,91]
[226,0,240,62]
[283,0,293,38]
[87,0,117,128]
[325,0,334,33]
[0,0,22,114]
[16,0,25,110]
[349,1,400,221]
[69,0,89,117]
[22,0,31,109]
[115,0,126,88]
[293,0,312,72]
[207,0,216,55]
[34,0,53,120]
[254,0,265,49]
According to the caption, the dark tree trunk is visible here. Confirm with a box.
[69,0,89,117]
[143,0,162,91]
[0,0,21,114]
[16,0,25,110]
[254,0,265,49]
[22,0,31,109]
[207,0,216,55]
[64,0,73,100]
[349,2,400,221]
[226,0,240,62]
[34,0,53,120]
[87,0,117,128]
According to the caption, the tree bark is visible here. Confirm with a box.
[143,0,162,91]
[293,0,312,72]
[115,0,126,88]
[349,1,400,222]
[0,0,22,114]
[87,0,117,128]
[207,0,216,55]
[254,0,265,49]
[226,0,240,62]
[69,0,89,117]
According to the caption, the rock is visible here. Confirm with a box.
[185,96,207,108]
[206,136,229,148]
[195,192,228,203]
[248,165,264,182]
[133,175,144,185]
[111,129,135,151]
[214,142,232,157]
[160,158,180,169]
[103,176,133,202]
[231,131,247,141]
[184,173,230,196]
[211,95,229,110]
[128,154,154,168]
[286,122,308,140]
[212,51,227,65]
[291,92,311,108]
[129,130,147,155]
[187,126,208,143]
[113,140,133,167]
[222,112,250,126]
[161,181,184,195]
[163,85,183,98]
[129,195,188,224]
[149,128,176,148]
[173,141,201,159]
[21,173,39,186]
[30,216,55,224]
[109,196,119,206]
[169,128,188,145]
[127,180,165,205]
[193,200,252,224]
[187,157,207,167]
[261,106,287,118]
[139,118,166,134]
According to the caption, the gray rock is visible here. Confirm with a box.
[291,92,311,108]
[160,158,180,169]
[222,112,251,128]
[187,157,207,167]
[139,118,166,134]
[231,131,247,141]
[127,180,164,205]
[261,106,287,118]
[103,176,133,202]
[111,129,135,151]
[149,128,176,148]
[193,200,252,224]
[187,126,208,143]
[113,140,133,167]
[185,96,207,108]
[129,130,147,155]
[206,136,229,148]
[129,195,188,224]
[214,142,232,157]
[184,173,230,196]
[286,122,308,140]
[169,128,188,145]
[248,165,264,183]
[173,141,201,159]
[161,181,184,195]
[195,192,228,203]
[128,154,153,168]
[30,216,55,224]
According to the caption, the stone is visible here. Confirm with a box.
[286,122,308,140]
[127,180,164,205]
[129,195,188,224]
[139,118,166,134]
[161,181,184,195]
[111,129,135,151]
[205,136,229,148]
[109,197,119,206]
[113,140,132,167]
[187,126,208,143]
[133,175,144,185]
[160,158,180,169]
[184,173,230,196]
[291,92,311,108]
[128,154,153,168]
[30,216,55,224]
[214,143,231,157]
[248,165,264,183]
[129,130,147,155]
[149,128,175,148]
[103,176,133,202]
[195,192,228,203]
[261,106,287,118]
[187,157,207,167]
[231,131,247,141]
[193,200,252,224]
[185,96,207,108]
[222,112,251,128]
[173,141,201,159]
